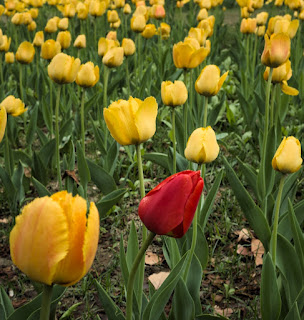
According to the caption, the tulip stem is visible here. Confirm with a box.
[245,35,250,98]
[39,284,53,320]
[270,174,286,266]
[4,129,12,176]
[136,143,145,199]
[183,69,188,149]
[203,96,208,128]
[126,232,156,320]
[102,66,110,148]
[125,57,130,98]
[0,53,3,84]
[49,78,53,139]
[55,85,62,190]
[252,33,258,77]
[19,64,24,102]
[80,88,86,151]
[270,84,276,128]
[171,108,176,174]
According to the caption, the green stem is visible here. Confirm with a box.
[245,35,250,97]
[39,284,53,320]
[4,129,11,176]
[171,108,176,174]
[270,83,276,128]
[252,33,258,76]
[183,69,188,149]
[49,78,53,139]
[0,52,3,84]
[55,85,62,190]
[80,88,86,151]
[136,143,145,200]
[189,69,194,133]
[203,96,208,128]
[271,175,286,266]
[19,64,24,102]
[183,163,202,280]
[125,232,156,320]
[102,66,110,147]
[126,57,130,98]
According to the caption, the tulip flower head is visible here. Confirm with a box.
[16,41,35,64]
[0,105,7,143]
[48,53,81,84]
[272,136,302,173]
[104,96,158,145]
[56,31,72,49]
[0,35,11,52]
[1,95,27,117]
[139,170,204,238]
[122,38,135,56]
[131,15,146,32]
[141,24,156,38]
[161,80,188,107]
[240,18,257,34]
[33,31,44,47]
[185,126,220,164]
[195,65,228,96]
[158,22,171,39]
[76,62,99,88]
[41,39,61,60]
[74,34,86,48]
[102,47,124,68]
[10,191,100,286]
[5,52,14,64]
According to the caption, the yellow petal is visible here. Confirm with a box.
[216,71,229,94]
[10,197,69,285]
[0,105,7,143]
[188,46,209,68]
[280,81,299,96]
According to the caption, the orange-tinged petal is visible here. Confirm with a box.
[10,197,69,285]
[0,105,7,143]
[51,192,87,285]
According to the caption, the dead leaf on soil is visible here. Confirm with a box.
[251,238,264,266]
[214,295,223,303]
[63,170,79,185]
[214,305,233,317]
[0,217,11,224]
[237,244,251,256]
[235,228,251,242]
[145,251,162,265]
[148,271,169,290]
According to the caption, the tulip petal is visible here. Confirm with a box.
[0,105,7,143]
[280,81,299,96]
[135,97,158,143]
[217,71,229,93]
[189,46,209,69]
[51,192,87,286]
[10,197,69,285]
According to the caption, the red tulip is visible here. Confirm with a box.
[138,170,204,238]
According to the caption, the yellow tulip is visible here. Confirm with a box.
[1,95,27,117]
[131,15,146,32]
[74,34,86,48]
[173,40,210,69]
[62,3,76,17]
[273,18,299,39]
[107,9,119,23]
[110,18,121,29]
[76,62,99,88]
[123,3,131,14]
[76,2,88,19]
[58,17,69,30]
[188,27,207,45]
[16,41,35,64]
[261,33,290,68]
[27,21,37,31]
[122,38,135,56]
[102,47,124,67]
[22,12,33,25]
[241,7,249,18]
[161,80,188,107]
[5,52,14,63]
[141,24,156,38]
[33,31,44,47]
[10,191,100,286]
[151,4,165,19]
[29,8,38,18]
[89,0,106,17]
[0,105,7,143]
[56,31,71,49]
[256,25,266,36]
[11,12,23,25]
[272,137,302,173]
[240,18,257,34]
[195,65,228,96]
[104,96,158,146]
[256,11,268,25]
[197,8,208,21]
[0,36,11,52]
[48,53,81,84]
[185,126,220,164]
[41,39,61,60]
[45,17,58,33]
[158,22,171,39]
[98,37,119,56]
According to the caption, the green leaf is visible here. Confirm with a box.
[0,287,14,319]
[12,162,24,205]
[104,140,119,176]
[0,167,16,202]
[163,237,181,269]
[76,142,91,190]
[195,315,228,320]
[283,302,301,320]
[195,225,208,270]
[96,188,127,218]
[143,152,169,171]
[88,113,106,155]
[31,177,51,197]
[168,147,188,173]
[26,102,38,146]
[119,235,129,286]
[143,253,189,320]
[59,302,82,319]
[94,280,125,320]
[32,152,47,185]
[39,139,55,167]
[222,156,271,250]
[260,253,281,320]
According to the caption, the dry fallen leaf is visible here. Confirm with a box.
[214,305,233,317]
[148,271,170,290]
[237,244,251,256]
[235,228,251,242]
[0,218,10,224]
[251,238,264,266]
[145,251,162,265]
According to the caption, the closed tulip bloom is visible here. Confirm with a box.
[5,52,14,63]
[152,4,165,19]
[0,36,11,52]
[122,38,135,56]
[33,31,44,47]
[261,33,290,68]
[241,7,249,18]
[256,25,265,36]
[89,0,106,16]
[29,8,39,18]
[161,80,188,107]
[1,95,27,117]
[22,12,33,25]
[272,137,302,173]
[98,37,119,56]
[58,17,69,30]
[123,3,131,14]
[273,18,299,39]
[74,34,86,48]
[48,53,81,84]
[76,62,99,87]
[62,3,76,17]
[195,65,228,96]
[110,19,121,29]
[16,41,35,64]
[240,18,257,33]
[102,47,124,67]
[104,96,158,146]
[107,10,119,22]
[185,127,219,164]
[27,21,37,31]
[188,27,207,45]
[158,22,171,39]
[76,2,88,19]
[139,170,204,238]
[45,17,58,33]
[11,12,23,25]
[10,191,99,286]
[41,40,61,60]
[56,31,71,49]
[256,11,268,25]
[0,105,6,143]
[173,40,209,69]
[197,8,208,21]
[131,15,146,32]
[141,24,156,38]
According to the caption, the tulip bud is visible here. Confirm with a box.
[195,65,228,96]
[5,52,14,64]
[0,105,6,143]
[48,53,81,84]
[131,15,146,32]
[29,8,39,19]
[56,31,71,49]
[0,36,11,52]
[256,11,268,25]
[76,2,88,19]
[16,41,35,64]
[256,25,265,37]
[41,39,61,60]
[58,17,69,30]
[1,95,27,117]
[27,21,37,31]
[45,17,58,33]
[107,10,119,23]
[158,22,171,39]
[98,37,119,56]
[122,38,135,56]
[74,34,86,48]
[185,127,220,164]
[10,191,99,286]
[33,31,44,47]
[240,18,257,34]
[123,3,131,14]
[272,136,302,173]
[106,31,117,40]
[104,96,158,146]
[102,47,124,67]
[139,170,204,238]
[76,62,99,88]
[141,24,156,38]
[161,80,188,107]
